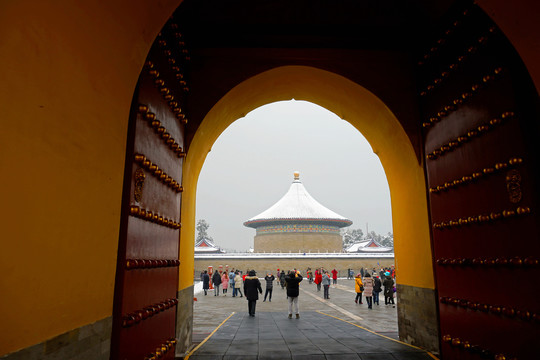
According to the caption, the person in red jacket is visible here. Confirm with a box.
[331,268,338,285]
[314,268,323,291]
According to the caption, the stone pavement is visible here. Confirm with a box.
[184,278,438,359]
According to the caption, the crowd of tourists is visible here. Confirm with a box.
[306,266,396,308]
[199,265,396,317]
[200,268,246,297]
[200,267,304,317]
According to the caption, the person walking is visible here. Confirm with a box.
[212,271,222,296]
[285,270,303,318]
[314,269,322,292]
[363,273,374,309]
[354,273,363,304]
[202,270,210,296]
[383,272,395,305]
[322,271,331,299]
[234,271,243,297]
[221,271,229,296]
[263,272,275,302]
[331,269,338,285]
[279,270,286,289]
[373,274,382,305]
[243,270,262,317]
[229,269,235,293]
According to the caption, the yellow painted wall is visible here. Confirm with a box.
[181,66,435,291]
[0,0,181,355]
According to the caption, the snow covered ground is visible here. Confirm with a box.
[194,281,204,294]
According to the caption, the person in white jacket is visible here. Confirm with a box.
[233,271,243,297]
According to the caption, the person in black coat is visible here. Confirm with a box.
[373,275,382,305]
[202,270,210,296]
[212,271,222,296]
[243,270,263,317]
[263,273,275,302]
[382,273,395,305]
[279,270,286,288]
[285,270,303,319]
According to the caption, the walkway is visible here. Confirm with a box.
[186,277,438,359]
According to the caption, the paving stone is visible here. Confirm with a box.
[335,340,388,353]
[225,346,259,356]
[189,355,224,360]
[320,345,357,354]
[195,347,227,355]
[358,354,397,360]
[362,339,424,352]
[258,350,292,359]
[325,354,362,360]
[291,354,327,360]
[223,356,258,360]
[391,351,435,360]
[189,279,436,360]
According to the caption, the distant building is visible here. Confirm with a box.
[194,237,224,254]
[244,171,352,253]
[345,238,393,253]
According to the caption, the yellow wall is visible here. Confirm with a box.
[181,66,435,291]
[0,0,181,355]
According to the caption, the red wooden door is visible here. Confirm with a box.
[419,3,540,359]
[111,20,189,360]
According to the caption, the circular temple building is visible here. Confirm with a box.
[244,172,353,253]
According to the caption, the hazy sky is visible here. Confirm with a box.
[196,100,392,251]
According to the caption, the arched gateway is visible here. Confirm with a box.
[1,1,539,360]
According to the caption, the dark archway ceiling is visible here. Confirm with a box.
[174,0,459,50]
[166,0,469,161]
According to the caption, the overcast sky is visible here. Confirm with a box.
[195,100,392,251]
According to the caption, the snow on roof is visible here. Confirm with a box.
[195,252,394,259]
[195,237,218,248]
[345,239,393,253]
[356,246,393,252]
[195,237,225,253]
[194,246,222,252]
[244,172,352,228]
[345,241,371,252]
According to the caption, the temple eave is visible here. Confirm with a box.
[244,218,353,228]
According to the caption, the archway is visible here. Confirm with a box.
[179,65,436,352]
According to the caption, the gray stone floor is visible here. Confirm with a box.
[187,278,437,359]
[187,312,433,360]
